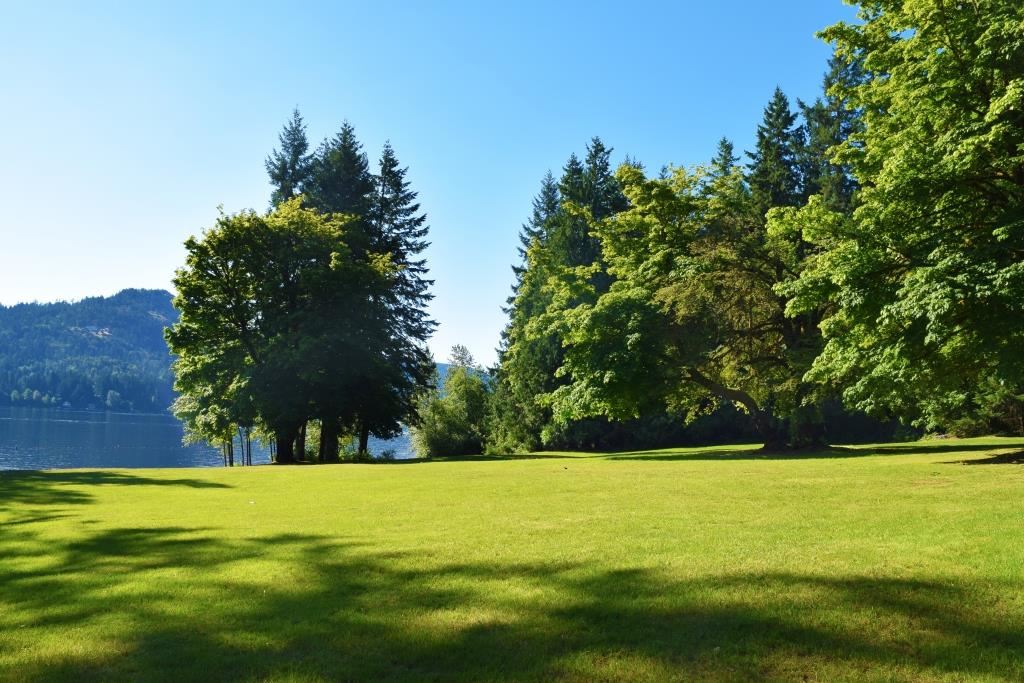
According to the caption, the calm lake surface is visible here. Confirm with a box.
[0,406,412,470]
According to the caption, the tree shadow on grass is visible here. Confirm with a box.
[600,441,1022,462]
[868,441,1024,456]
[0,470,231,509]
[940,450,1024,465]
[1,517,1022,681]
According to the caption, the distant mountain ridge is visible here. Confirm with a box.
[0,289,178,412]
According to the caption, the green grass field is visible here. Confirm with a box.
[2,437,1023,682]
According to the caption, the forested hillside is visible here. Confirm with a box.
[0,289,177,412]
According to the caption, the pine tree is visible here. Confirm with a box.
[797,55,864,212]
[710,137,739,180]
[509,171,559,299]
[558,154,586,205]
[344,141,436,455]
[265,109,313,206]
[582,137,628,220]
[371,141,436,396]
[305,121,376,222]
[746,88,802,214]
[490,138,630,453]
[372,141,434,335]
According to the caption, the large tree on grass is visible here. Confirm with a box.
[167,199,391,463]
[489,139,630,452]
[540,160,827,450]
[779,0,1024,430]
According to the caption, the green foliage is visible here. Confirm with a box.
[171,116,437,463]
[490,138,631,452]
[539,78,852,450]
[167,198,392,462]
[785,0,1024,430]
[413,346,490,458]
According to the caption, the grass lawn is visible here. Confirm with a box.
[1,437,1023,681]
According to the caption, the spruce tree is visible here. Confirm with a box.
[746,88,802,214]
[797,55,864,212]
[582,137,628,220]
[355,142,436,454]
[490,138,630,453]
[710,137,739,180]
[509,171,559,298]
[489,171,563,453]
[305,121,376,222]
[265,109,313,206]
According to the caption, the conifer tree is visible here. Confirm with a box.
[265,109,313,206]
[709,137,739,180]
[746,88,802,214]
[510,171,559,292]
[351,141,437,455]
[489,138,629,452]
[797,55,864,212]
[305,121,376,222]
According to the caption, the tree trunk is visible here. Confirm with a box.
[358,422,370,459]
[276,425,298,464]
[685,367,790,451]
[319,417,340,463]
[295,422,307,462]
[752,410,789,452]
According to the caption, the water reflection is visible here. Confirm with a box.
[0,407,414,470]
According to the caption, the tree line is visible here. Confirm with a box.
[167,114,434,463]
[416,0,1024,455]
[170,0,1023,461]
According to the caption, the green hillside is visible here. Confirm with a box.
[0,289,177,412]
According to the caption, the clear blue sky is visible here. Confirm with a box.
[0,1,855,365]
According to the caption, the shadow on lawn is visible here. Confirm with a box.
[599,441,1018,462]
[0,470,231,509]
[1,517,1022,681]
[940,450,1024,465]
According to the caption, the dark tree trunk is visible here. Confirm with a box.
[276,425,298,464]
[319,417,340,463]
[754,411,789,452]
[685,367,798,451]
[358,422,370,458]
[295,422,307,462]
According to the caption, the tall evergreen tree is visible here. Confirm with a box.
[510,171,559,292]
[797,55,865,212]
[265,109,313,206]
[351,141,437,454]
[709,137,739,180]
[305,121,376,222]
[746,88,802,214]
[490,137,630,452]
[582,137,629,220]
[489,171,564,453]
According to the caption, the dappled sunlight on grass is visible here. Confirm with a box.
[1,437,1023,680]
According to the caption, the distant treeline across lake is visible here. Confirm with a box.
[0,407,413,470]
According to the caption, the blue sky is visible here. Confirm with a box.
[0,1,856,364]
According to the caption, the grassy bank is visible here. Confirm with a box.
[1,437,1023,681]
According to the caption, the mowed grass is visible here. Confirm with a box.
[1,438,1024,682]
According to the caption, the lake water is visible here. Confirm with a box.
[0,406,413,470]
